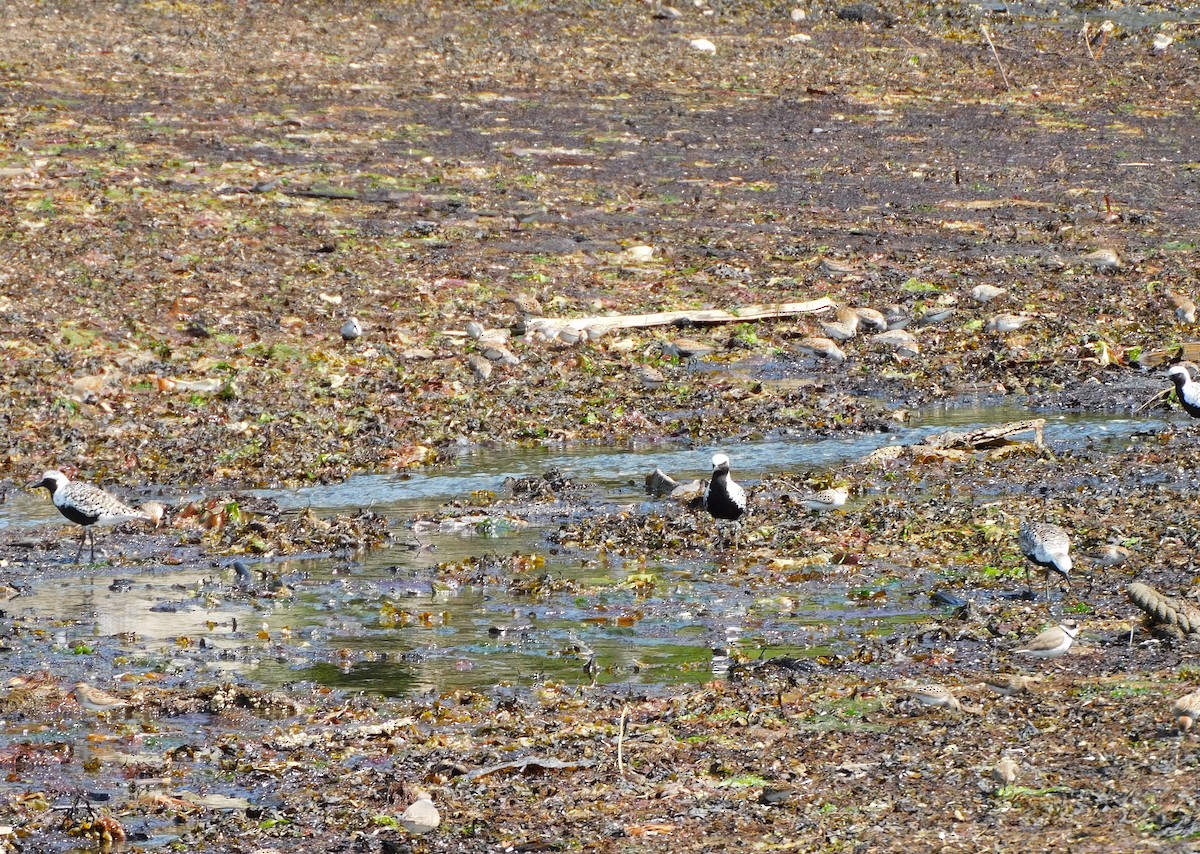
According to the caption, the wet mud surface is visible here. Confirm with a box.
[0,0,1199,851]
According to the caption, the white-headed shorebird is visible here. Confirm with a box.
[399,790,440,835]
[704,453,747,549]
[29,471,151,563]
[1167,364,1200,419]
[704,454,746,523]
[1014,620,1079,660]
[1018,519,1072,599]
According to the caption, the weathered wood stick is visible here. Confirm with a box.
[525,297,836,339]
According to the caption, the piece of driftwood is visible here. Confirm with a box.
[525,298,836,340]
[926,419,1046,451]
[1135,342,1200,369]
[1128,582,1200,640]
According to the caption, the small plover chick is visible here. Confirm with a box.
[1014,620,1079,660]
[29,471,151,563]
[1018,519,1072,599]
[992,757,1020,786]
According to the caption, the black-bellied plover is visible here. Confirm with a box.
[29,470,151,563]
[703,453,746,522]
[1018,519,1072,599]
[1167,364,1200,419]
[704,453,746,548]
[1013,620,1079,660]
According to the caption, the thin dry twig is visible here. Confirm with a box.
[980,26,1011,90]
[617,704,629,776]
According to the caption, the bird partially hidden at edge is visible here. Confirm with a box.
[1167,363,1200,419]
[1018,518,1072,601]
[28,470,151,563]
[703,453,747,548]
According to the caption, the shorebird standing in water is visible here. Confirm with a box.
[1018,519,1072,601]
[29,470,151,563]
[703,453,746,548]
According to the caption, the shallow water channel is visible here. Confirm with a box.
[1,405,1166,697]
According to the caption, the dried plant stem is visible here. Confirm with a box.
[617,704,630,776]
[981,26,1011,90]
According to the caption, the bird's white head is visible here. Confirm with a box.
[711,453,731,472]
[29,470,68,493]
[1168,364,1193,384]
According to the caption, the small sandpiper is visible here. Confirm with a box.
[981,673,1042,697]
[870,329,919,360]
[898,683,963,713]
[73,681,130,720]
[853,307,888,331]
[1018,519,1072,599]
[399,790,441,835]
[1166,364,1200,419]
[819,307,860,342]
[970,284,1007,304]
[802,486,848,513]
[1172,690,1200,734]
[29,471,151,563]
[796,336,847,364]
[985,313,1031,334]
[1014,620,1079,660]
[1167,290,1197,324]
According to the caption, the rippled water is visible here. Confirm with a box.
[0,404,1167,695]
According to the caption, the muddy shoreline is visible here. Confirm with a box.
[1,0,1199,851]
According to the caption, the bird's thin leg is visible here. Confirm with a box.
[75,529,86,563]
[90,529,97,563]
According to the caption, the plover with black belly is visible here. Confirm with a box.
[1018,519,1072,600]
[1167,364,1200,419]
[704,453,746,547]
[29,470,151,563]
